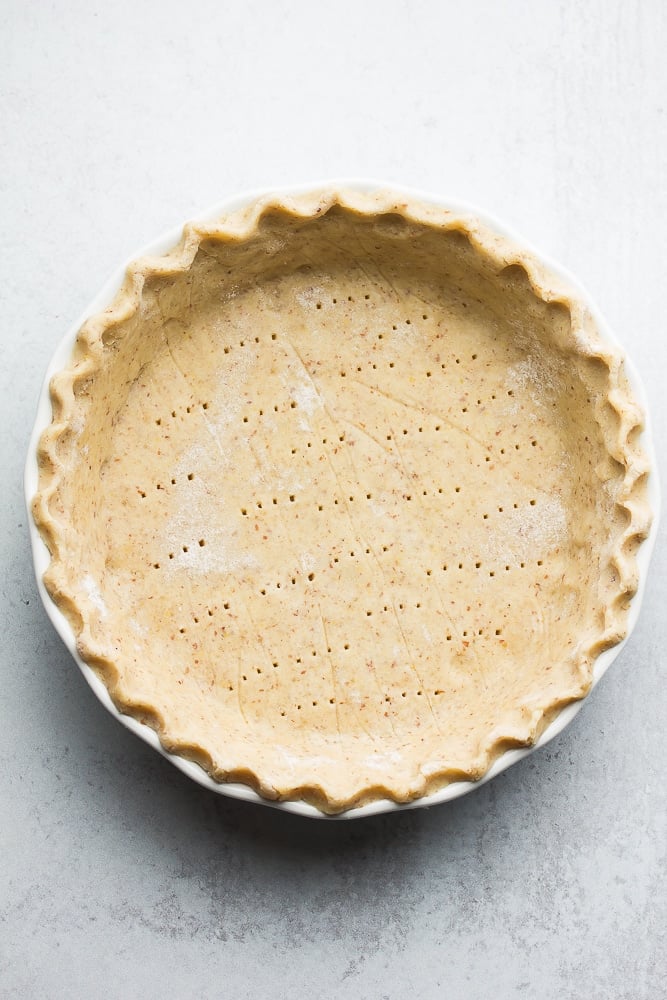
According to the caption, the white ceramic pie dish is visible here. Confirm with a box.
[25,180,660,819]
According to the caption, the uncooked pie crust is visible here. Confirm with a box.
[33,189,652,813]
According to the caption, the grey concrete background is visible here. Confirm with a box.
[2,1,665,997]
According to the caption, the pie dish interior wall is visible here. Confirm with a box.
[30,186,654,816]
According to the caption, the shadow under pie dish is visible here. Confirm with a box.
[27,184,656,817]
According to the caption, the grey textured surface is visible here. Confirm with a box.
[1,1,665,997]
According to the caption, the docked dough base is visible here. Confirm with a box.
[35,193,650,812]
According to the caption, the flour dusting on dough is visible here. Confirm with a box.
[296,284,327,309]
[282,362,323,432]
[162,470,259,576]
[481,495,568,564]
[361,750,405,771]
[299,552,316,574]
[212,351,254,434]
[82,574,108,618]
[164,517,259,577]
[505,352,564,413]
